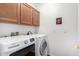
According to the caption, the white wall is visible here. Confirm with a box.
[0,23,38,37]
[28,3,40,11]
[77,4,79,55]
[38,3,78,56]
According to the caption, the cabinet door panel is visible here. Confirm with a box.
[21,4,32,25]
[32,9,40,26]
[0,3,19,23]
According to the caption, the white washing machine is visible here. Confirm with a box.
[0,34,49,56]
[35,34,49,56]
[0,35,35,56]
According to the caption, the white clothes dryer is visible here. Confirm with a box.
[35,34,49,56]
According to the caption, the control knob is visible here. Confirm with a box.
[24,40,28,44]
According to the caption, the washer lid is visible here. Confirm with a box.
[39,39,48,56]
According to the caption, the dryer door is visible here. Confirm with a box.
[39,39,48,56]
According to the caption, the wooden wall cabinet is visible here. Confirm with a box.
[20,4,32,25]
[32,8,40,26]
[0,3,40,26]
[0,3,20,23]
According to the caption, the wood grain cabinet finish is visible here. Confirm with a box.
[32,8,40,26]
[0,3,20,23]
[0,3,40,26]
[20,4,32,25]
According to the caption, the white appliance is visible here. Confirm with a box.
[0,35,35,56]
[0,34,49,56]
[35,34,49,56]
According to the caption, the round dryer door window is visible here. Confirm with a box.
[39,39,48,56]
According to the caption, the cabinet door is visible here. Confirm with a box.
[20,4,32,25]
[32,8,40,26]
[0,3,19,23]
